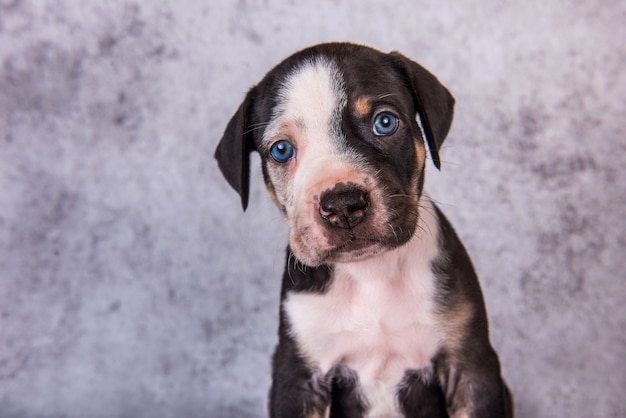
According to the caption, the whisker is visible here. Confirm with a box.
[391,226,399,242]
[297,259,307,274]
[242,122,270,136]
[388,193,418,199]
[287,250,296,286]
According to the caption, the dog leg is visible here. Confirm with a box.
[397,370,448,418]
[438,350,513,418]
[269,334,331,418]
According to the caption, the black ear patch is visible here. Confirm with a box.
[388,52,455,169]
[214,89,257,210]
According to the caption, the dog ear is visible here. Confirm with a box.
[214,89,257,210]
[389,52,455,169]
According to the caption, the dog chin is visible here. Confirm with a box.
[327,245,387,264]
[292,239,389,267]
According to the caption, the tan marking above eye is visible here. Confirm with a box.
[353,96,372,118]
[414,137,426,170]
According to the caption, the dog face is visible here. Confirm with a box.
[216,43,454,266]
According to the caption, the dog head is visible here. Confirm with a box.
[215,43,454,266]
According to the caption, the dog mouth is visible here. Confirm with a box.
[316,234,387,264]
[290,222,395,267]
[291,212,418,266]
[289,183,420,266]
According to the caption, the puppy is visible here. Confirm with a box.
[215,42,513,418]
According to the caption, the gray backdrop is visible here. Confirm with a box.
[1,0,624,417]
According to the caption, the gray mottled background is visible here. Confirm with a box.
[1,0,624,417]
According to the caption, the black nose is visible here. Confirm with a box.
[319,186,369,229]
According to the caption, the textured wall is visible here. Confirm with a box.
[1,0,624,417]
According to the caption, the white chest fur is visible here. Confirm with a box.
[284,197,443,417]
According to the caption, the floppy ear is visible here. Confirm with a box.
[214,90,257,210]
[389,52,455,169]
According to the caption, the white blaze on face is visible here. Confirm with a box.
[262,58,375,265]
[274,58,347,145]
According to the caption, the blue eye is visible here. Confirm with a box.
[270,140,295,163]
[372,112,399,136]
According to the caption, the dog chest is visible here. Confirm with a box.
[283,202,443,416]
[285,268,440,371]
